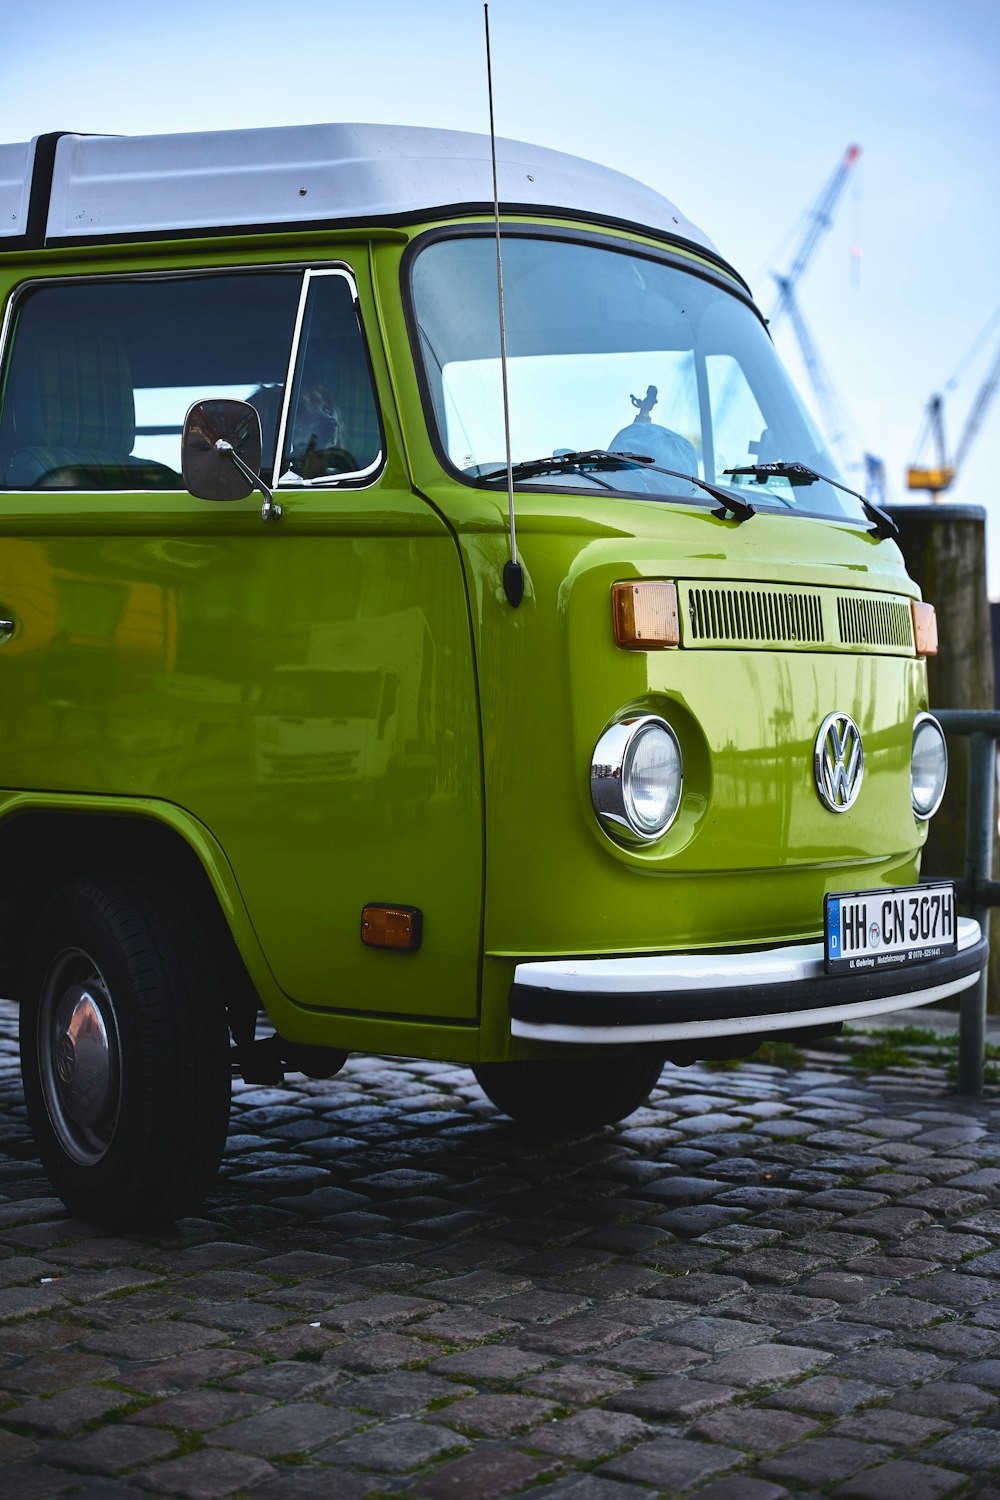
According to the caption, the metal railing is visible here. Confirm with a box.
[933,709,999,1095]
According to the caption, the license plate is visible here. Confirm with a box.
[824,882,957,975]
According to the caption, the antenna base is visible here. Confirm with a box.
[503,560,524,607]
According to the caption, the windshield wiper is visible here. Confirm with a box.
[723,461,898,542]
[481,450,619,490]
[481,449,756,523]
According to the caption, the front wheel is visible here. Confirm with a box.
[473,1050,665,1130]
[19,874,231,1231]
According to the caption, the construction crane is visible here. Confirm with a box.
[907,309,1000,499]
[771,144,861,327]
[907,395,954,497]
[769,144,862,472]
[776,271,856,469]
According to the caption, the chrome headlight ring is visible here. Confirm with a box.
[911,711,948,820]
[591,714,683,846]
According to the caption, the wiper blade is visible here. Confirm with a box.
[482,449,755,523]
[723,461,899,542]
[480,449,620,490]
[482,449,631,482]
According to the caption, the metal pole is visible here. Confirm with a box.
[958,729,995,1095]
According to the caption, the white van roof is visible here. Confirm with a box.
[0,123,717,255]
[0,139,35,240]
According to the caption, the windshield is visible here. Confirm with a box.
[410,234,866,524]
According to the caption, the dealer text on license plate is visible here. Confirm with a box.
[824,882,957,975]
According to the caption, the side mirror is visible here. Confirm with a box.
[181,399,281,522]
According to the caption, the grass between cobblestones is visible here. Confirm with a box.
[839,1025,1000,1084]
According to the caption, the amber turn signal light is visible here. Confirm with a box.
[911,600,938,657]
[612,581,680,650]
[361,904,423,951]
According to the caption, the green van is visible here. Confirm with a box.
[0,124,984,1228]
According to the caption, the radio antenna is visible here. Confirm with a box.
[484,3,524,608]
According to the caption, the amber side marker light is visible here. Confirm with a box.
[361,904,423,951]
[912,601,938,657]
[613,581,680,650]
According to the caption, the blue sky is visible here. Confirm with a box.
[4,0,1000,585]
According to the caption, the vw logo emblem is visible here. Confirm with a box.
[814,712,864,813]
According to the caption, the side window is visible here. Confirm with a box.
[0,273,301,490]
[279,271,383,484]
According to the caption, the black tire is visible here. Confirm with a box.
[473,1050,666,1130]
[19,873,231,1231]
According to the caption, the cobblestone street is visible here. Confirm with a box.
[2,999,1000,1500]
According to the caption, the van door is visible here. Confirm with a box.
[0,257,483,1019]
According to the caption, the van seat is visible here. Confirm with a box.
[0,329,178,489]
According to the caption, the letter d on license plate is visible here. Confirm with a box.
[824,882,957,975]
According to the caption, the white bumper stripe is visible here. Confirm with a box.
[510,917,982,1045]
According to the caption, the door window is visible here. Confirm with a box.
[0,273,302,489]
[0,267,384,492]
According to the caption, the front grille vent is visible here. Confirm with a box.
[687,585,824,646]
[678,582,915,654]
[837,594,912,650]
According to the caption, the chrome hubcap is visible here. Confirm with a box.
[40,952,121,1165]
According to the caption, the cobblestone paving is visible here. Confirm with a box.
[3,1000,1000,1500]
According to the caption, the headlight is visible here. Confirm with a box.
[591,714,683,845]
[911,712,948,819]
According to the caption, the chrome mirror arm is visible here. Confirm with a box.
[216,440,283,523]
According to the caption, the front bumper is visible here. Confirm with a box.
[510,917,985,1044]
